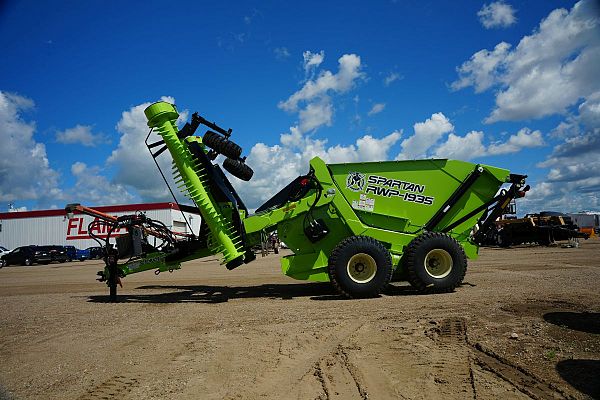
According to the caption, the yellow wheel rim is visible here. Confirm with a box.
[424,249,453,278]
[347,253,377,283]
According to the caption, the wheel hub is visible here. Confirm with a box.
[347,253,377,283]
[424,249,453,279]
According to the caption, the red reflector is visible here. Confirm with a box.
[300,178,310,186]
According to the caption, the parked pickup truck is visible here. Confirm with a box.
[64,245,90,261]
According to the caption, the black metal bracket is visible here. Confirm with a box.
[425,165,484,232]
[192,112,232,138]
[469,181,529,244]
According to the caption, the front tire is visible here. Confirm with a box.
[404,232,467,294]
[328,236,393,298]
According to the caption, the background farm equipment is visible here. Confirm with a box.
[488,212,590,247]
[66,101,528,301]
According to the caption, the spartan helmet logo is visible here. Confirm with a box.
[346,172,365,192]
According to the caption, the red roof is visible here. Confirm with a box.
[0,202,198,220]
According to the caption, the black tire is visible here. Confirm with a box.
[203,131,242,159]
[404,232,467,294]
[328,236,393,298]
[497,230,511,248]
[23,258,32,266]
[108,265,118,302]
[223,158,254,181]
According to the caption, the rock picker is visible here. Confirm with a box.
[66,102,528,301]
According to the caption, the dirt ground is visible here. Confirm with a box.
[1,239,599,400]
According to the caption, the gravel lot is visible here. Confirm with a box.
[1,239,599,399]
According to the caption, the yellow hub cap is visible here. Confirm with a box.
[347,253,377,283]
[424,249,453,278]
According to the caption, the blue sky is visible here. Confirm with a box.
[0,0,598,214]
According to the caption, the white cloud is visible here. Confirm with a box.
[298,99,333,132]
[355,131,402,161]
[520,116,599,213]
[451,42,511,93]
[432,126,545,160]
[303,50,325,75]
[276,52,365,135]
[550,91,600,138]
[398,112,454,159]
[434,131,486,160]
[453,0,600,122]
[368,103,386,116]
[0,91,63,204]
[384,72,401,86]
[279,53,364,114]
[108,96,189,202]
[487,128,544,155]
[274,47,290,60]
[68,162,135,205]
[390,112,547,161]
[56,124,107,147]
[577,92,600,129]
[478,1,517,29]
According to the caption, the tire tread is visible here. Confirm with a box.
[405,232,467,294]
[203,131,242,159]
[328,235,393,298]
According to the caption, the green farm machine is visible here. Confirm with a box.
[66,102,529,301]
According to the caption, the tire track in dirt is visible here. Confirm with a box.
[248,319,366,399]
[431,317,571,400]
[310,344,368,400]
[470,343,571,400]
[432,317,476,398]
[76,375,139,400]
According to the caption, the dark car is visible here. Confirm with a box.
[64,245,90,261]
[37,245,69,263]
[0,246,52,266]
[86,247,103,259]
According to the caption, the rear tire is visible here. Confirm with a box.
[223,158,254,181]
[496,230,511,247]
[328,236,393,298]
[203,131,242,159]
[404,232,467,294]
[23,258,32,266]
